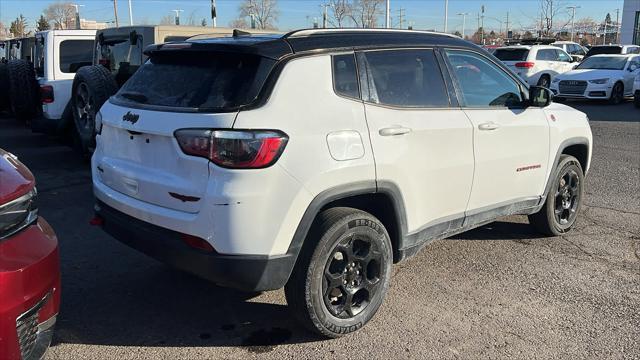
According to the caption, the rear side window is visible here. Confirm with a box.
[115,52,275,112]
[536,49,558,61]
[59,40,94,73]
[494,49,529,61]
[557,50,572,62]
[363,49,449,108]
[332,54,360,99]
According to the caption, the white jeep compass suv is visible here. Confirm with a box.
[92,29,593,337]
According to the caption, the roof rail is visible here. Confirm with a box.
[283,28,458,39]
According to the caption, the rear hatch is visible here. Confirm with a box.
[494,48,530,76]
[95,49,275,213]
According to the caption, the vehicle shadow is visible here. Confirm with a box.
[51,255,320,351]
[451,218,544,242]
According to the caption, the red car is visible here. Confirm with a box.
[0,149,60,360]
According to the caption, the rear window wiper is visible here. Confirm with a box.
[119,91,148,103]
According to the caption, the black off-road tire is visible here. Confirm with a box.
[7,59,39,122]
[71,65,118,155]
[608,82,624,105]
[285,207,393,338]
[529,155,584,236]
[0,63,10,111]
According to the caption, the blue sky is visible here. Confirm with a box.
[0,0,625,35]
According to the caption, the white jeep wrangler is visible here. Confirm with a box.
[92,29,593,337]
[32,30,96,134]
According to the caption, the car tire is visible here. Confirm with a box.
[285,207,393,338]
[529,155,584,236]
[537,74,551,88]
[634,91,640,108]
[608,82,624,105]
[71,65,117,156]
[7,59,39,122]
[0,63,10,111]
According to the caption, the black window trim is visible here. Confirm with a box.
[441,47,530,110]
[330,51,363,103]
[355,47,454,111]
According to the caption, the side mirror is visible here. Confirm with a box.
[129,31,138,46]
[529,86,553,108]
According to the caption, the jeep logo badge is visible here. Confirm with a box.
[122,111,139,124]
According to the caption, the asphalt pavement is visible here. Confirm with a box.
[0,100,638,359]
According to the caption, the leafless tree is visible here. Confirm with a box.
[186,10,198,26]
[159,15,174,25]
[229,17,250,29]
[327,0,351,28]
[238,0,279,30]
[349,0,384,28]
[44,1,75,30]
[539,0,566,36]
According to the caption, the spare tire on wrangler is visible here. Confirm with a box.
[7,59,39,122]
[0,63,10,111]
[71,65,118,155]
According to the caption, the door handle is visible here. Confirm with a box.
[379,126,412,136]
[478,122,500,131]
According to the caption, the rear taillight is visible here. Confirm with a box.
[40,85,54,104]
[515,62,535,68]
[175,129,288,169]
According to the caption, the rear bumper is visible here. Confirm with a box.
[95,200,297,292]
[0,218,61,360]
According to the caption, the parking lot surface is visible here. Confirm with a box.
[0,100,638,359]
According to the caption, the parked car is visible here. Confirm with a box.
[493,45,576,87]
[6,37,36,62]
[550,54,640,104]
[5,30,99,133]
[0,149,61,360]
[634,72,640,108]
[70,25,267,155]
[584,45,640,58]
[91,29,592,337]
[552,41,587,62]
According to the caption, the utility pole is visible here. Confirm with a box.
[112,0,119,27]
[321,3,329,28]
[615,8,620,43]
[128,0,133,26]
[385,0,390,28]
[172,9,183,26]
[505,11,510,38]
[567,6,580,42]
[444,0,449,33]
[212,0,217,27]
[71,4,84,30]
[398,8,405,29]
[457,13,469,39]
[480,5,485,45]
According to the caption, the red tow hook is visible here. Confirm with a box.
[89,215,104,226]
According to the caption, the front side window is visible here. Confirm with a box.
[557,50,572,62]
[332,54,360,99]
[444,49,523,108]
[363,49,449,108]
[59,40,94,73]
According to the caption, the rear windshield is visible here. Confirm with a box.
[114,52,275,112]
[586,46,622,57]
[96,36,143,86]
[493,48,529,61]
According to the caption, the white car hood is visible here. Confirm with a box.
[557,69,622,81]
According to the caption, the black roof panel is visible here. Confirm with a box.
[145,29,477,60]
